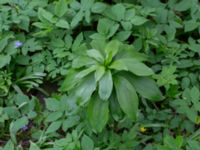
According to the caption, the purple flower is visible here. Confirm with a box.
[14,41,23,48]
[21,125,29,131]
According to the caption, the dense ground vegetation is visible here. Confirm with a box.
[0,0,200,149]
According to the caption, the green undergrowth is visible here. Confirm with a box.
[0,0,200,149]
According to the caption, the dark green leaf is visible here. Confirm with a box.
[114,75,138,121]
[99,70,113,100]
[87,95,109,132]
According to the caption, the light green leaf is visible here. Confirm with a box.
[97,18,110,35]
[0,55,11,68]
[87,49,104,62]
[72,56,96,68]
[95,66,105,82]
[0,37,8,52]
[81,135,94,150]
[55,0,68,17]
[105,4,126,21]
[55,19,70,29]
[99,70,113,100]
[114,76,138,121]
[91,2,107,13]
[75,66,96,79]
[45,98,60,111]
[174,0,191,11]
[87,95,109,132]
[46,121,62,134]
[131,16,148,26]
[105,40,120,64]
[4,140,14,150]
[184,19,199,32]
[29,142,40,150]
[71,10,84,27]
[60,69,79,91]
[74,74,96,104]
[45,111,63,122]
[110,58,154,76]
[38,8,55,23]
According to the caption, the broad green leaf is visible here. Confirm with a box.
[0,55,11,68]
[98,70,113,100]
[97,18,110,35]
[104,4,126,21]
[45,111,63,122]
[114,31,131,41]
[45,98,60,111]
[55,19,70,29]
[38,8,55,23]
[95,66,105,82]
[174,0,191,11]
[81,135,94,150]
[62,116,80,131]
[55,0,68,17]
[74,74,96,104]
[114,76,138,121]
[131,16,148,26]
[110,58,154,76]
[87,95,109,132]
[91,2,107,13]
[130,75,163,101]
[87,49,104,62]
[184,20,199,32]
[105,40,120,64]
[46,121,62,134]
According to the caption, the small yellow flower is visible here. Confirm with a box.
[139,127,147,133]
